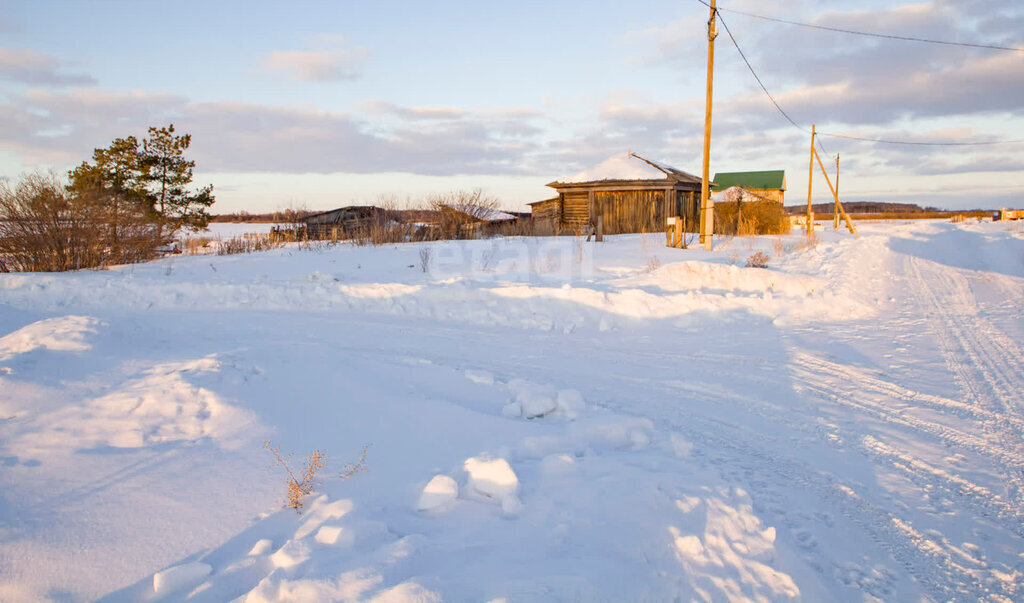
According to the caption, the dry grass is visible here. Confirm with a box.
[217,234,283,256]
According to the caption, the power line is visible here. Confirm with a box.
[712,7,1024,147]
[698,0,1024,53]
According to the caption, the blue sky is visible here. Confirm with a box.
[1,0,1022,212]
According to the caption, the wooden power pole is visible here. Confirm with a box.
[833,153,840,230]
[699,0,717,250]
[806,124,816,235]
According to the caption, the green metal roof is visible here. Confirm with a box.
[711,170,786,191]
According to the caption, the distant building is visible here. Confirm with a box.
[712,171,786,204]
[301,206,385,238]
[533,152,705,235]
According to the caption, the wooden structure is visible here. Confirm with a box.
[995,208,1023,221]
[302,206,385,238]
[806,125,858,238]
[712,171,786,204]
[539,153,705,235]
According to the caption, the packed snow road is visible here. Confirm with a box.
[0,220,1021,601]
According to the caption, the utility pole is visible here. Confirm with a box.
[833,153,840,230]
[806,124,816,236]
[699,0,717,250]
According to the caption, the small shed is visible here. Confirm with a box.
[541,153,705,235]
[302,206,385,238]
[711,171,786,204]
[436,204,519,238]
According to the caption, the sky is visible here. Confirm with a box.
[1,0,1022,213]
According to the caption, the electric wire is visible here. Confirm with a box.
[697,0,1024,52]
[711,6,1024,146]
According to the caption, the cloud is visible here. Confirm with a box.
[0,48,96,87]
[0,89,545,176]
[629,2,1024,130]
[263,43,370,82]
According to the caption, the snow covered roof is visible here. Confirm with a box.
[551,152,702,186]
[710,185,773,203]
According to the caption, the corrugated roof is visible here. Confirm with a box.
[712,170,785,191]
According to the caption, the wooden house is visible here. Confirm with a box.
[537,153,705,235]
[711,171,786,204]
[436,204,519,238]
[301,206,385,238]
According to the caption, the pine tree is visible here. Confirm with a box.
[140,124,215,233]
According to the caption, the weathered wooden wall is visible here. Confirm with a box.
[530,199,560,221]
[561,192,589,230]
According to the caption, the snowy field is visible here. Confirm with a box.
[179,222,288,240]
[1,220,1023,601]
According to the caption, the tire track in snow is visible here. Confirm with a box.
[601,397,995,601]
[791,354,1024,531]
[906,255,1024,509]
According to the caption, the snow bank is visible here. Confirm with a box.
[12,356,262,454]
[0,315,101,360]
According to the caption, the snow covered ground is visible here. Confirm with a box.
[1,219,1022,601]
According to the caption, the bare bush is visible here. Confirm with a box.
[265,441,369,513]
[0,172,161,272]
[265,441,327,512]
[419,247,433,272]
[746,251,770,268]
[428,189,501,240]
[714,200,789,236]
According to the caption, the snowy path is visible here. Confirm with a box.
[0,221,1022,601]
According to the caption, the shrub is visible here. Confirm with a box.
[746,251,770,268]
[0,172,161,272]
[714,200,789,235]
[265,441,328,512]
[265,441,368,512]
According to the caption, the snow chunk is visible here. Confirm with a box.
[463,457,519,501]
[416,475,459,512]
[315,525,354,547]
[509,379,557,419]
[153,561,211,595]
[270,539,310,569]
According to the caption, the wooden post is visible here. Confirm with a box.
[812,146,858,238]
[674,218,683,249]
[833,153,841,230]
[699,0,717,251]
[596,215,603,242]
[806,124,815,236]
